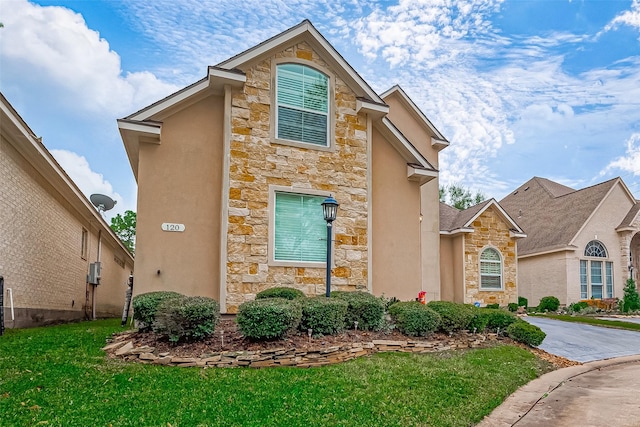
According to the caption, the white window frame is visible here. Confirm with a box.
[271,58,335,152]
[580,240,613,299]
[479,246,503,290]
[268,185,332,268]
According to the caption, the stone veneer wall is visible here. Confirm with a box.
[619,214,640,284]
[464,208,518,306]
[225,42,369,312]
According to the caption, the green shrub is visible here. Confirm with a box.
[518,296,528,308]
[299,297,348,335]
[469,308,517,333]
[568,301,589,313]
[486,303,500,309]
[256,287,306,300]
[236,298,302,341]
[331,291,385,331]
[507,320,546,347]
[426,301,476,333]
[622,279,640,313]
[132,291,183,330]
[388,302,441,337]
[539,296,560,312]
[507,303,519,312]
[153,296,220,343]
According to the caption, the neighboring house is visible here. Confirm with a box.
[118,20,449,313]
[500,177,640,306]
[439,199,526,306]
[0,93,134,328]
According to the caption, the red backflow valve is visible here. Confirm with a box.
[418,291,426,304]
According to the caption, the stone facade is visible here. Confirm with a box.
[225,42,369,312]
[463,207,518,305]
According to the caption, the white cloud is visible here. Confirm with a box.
[0,0,179,115]
[601,134,640,177]
[50,149,131,219]
[603,0,640,32]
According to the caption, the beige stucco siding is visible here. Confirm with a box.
[421,181,441,300]
[371,127,422,300]
[1,134,132,327]
[440,234,465,303]
[381,93,439,168]
[570,184,635,301]
[135,95,224,299]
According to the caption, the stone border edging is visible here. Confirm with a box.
[103,332,500,368]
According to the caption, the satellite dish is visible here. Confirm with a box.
[90,194,116,212]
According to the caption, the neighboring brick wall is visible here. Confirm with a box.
[225,42,369,312]
[0,136,131,326]
[463,207,518,306]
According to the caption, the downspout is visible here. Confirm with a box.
[93,230,102,320]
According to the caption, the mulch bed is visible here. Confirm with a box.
[119,318,580,369]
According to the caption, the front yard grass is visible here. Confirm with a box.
[0,319,552,427]
[533,313,640,332]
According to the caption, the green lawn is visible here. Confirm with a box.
[0,319,552,427]
[534,313,640,331]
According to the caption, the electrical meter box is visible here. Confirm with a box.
[88,262,101,285]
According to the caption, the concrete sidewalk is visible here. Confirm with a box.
[477,355,640,426]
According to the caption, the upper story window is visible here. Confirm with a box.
[276,63,329,147]
[480,247,502,290]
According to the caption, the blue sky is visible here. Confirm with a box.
[1,0,639,219]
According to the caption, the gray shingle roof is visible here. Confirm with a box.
[618,201,640,229]
[500,177,619,256]
[439,199,523,234]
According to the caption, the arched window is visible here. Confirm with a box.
[584,240,607,257]
[580,241,613,299]
[276,63,329,146]
[480,248,502,289]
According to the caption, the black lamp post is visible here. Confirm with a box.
[322,195,339,298]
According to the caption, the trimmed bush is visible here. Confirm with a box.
[426,301,476,333]
[299,297,348,335]
[132,291,183,330]
[539,296,560,312]
[256,287,306,301]
[236,298,302,341]
[518,296,528,308]
[568,301,589,313]
[507,303,519,312]
[153,296,220,343]
[486,303,500,309]
[468,308,517,333]
[388,302,441,337]
[331,291,385,331]
[507,320,546,347]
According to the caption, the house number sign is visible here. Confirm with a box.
[161,223,185,232]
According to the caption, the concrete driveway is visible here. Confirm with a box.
[524,316,640,362]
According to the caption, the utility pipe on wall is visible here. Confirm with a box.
[7,288,14,321]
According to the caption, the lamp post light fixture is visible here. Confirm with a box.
[322,195,339,297]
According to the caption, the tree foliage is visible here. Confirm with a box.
[622,278,640,312]
[110,210,136,254]
[439,184,485,210]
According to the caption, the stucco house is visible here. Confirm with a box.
[118,20,450,313]
[0,93,134,328]
[500,177,640,306]
[439,199,526,306]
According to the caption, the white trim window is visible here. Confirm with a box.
[480,247,503,290]
[580,240,613,299]
[273,192,327,263]
[276,63,329,147]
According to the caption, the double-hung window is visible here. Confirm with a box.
[580,240,613,299]
[274,192,326,263]
[276,63,329,147]
[480,248,502,290]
